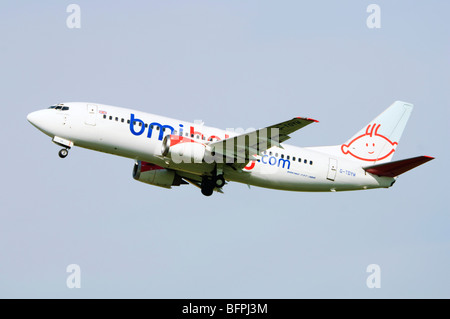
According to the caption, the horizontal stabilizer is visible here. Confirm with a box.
[363,156,434,177]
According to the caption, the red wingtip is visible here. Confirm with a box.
[296,117,319,123]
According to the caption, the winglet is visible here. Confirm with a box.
[363,155,434,177]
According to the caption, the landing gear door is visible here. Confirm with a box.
[85,104,97,126]
[327,158,337,181]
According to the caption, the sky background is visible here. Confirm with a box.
[0,1,449,298]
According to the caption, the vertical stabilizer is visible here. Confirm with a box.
[308,101,414,164]
[339,101,413,164]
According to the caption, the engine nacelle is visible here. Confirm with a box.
[161,135,209,163]
[132,161,185,189]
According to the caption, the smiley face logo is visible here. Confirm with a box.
[366,142,375,154]
[341,123,398,161]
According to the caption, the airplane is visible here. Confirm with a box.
[27,101,434,196]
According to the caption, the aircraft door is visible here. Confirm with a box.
[327,158,337,181]
[85,104,97,126]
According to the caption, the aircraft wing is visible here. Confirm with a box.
[209,117,318,164]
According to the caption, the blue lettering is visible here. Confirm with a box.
[129,114,175,141]
[278,158,291,169]
[147,122,174,140]
[338,169,356,177]
[261,155,268,164]
[268,156,277,166]
[259,155,291,169]
[129,113,145,136]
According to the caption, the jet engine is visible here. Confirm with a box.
[132,161,186,188]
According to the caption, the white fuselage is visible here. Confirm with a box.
[27,102,395,192]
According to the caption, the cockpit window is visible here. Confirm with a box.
[49,105,69,111]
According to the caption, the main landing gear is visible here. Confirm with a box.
[58,148,69,158]
[201,174,226,196]
[215,174,225,188]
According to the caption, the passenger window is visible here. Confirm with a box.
[127,120,130,124]
[103,115,106,119]
[310,160,313,165]
[145,123,148,128]
[110,116,113,120]
[115,117,118,121]
[139,122,142,126]
[287,155,290,160]
[121,118,124,123]
[269,151,272,156]
[304,159,307,164]
[275,153,278,157]
[292,157,295,161]
[62,107,69,111]
[281,154,284,159]
[298,158,301,162]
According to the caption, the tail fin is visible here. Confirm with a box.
[339,101,413,164]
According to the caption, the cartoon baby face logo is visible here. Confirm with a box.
[341,123,398,161]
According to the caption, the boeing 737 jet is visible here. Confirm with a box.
[27,101,433,196]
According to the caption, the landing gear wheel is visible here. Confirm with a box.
[59,148,69,158]
[215,175,225,188]
[201,186,214,196]
[201,177,214,196]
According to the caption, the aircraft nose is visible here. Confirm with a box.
[27,111,38,124]
[27,110,46,129]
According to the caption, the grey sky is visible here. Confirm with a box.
[0,1,448,298]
